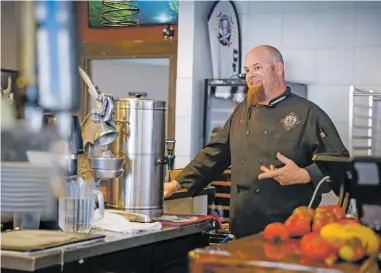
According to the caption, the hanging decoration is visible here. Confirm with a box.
[100,0,140,27]
[207,1,242,101]
[88,1,178,28]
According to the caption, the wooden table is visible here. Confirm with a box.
[189,234,364,273]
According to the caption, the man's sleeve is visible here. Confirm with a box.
[174,107,237,197]
[304,105,350,190]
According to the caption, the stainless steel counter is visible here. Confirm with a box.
[1,221,213,272]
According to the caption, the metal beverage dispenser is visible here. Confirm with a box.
[107,94,175,219]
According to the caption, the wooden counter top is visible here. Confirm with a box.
[189,234,364,273]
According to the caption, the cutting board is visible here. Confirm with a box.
[1,230,105,252]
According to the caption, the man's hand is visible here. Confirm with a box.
[258,153,311,185]
[164,180,182,198]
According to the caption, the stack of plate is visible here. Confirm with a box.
[1,162,53,213]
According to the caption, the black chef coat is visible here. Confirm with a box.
[175,87,349,238]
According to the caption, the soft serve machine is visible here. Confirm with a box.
[1,0,175,231]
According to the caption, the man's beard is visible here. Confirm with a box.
[247,84,264,105]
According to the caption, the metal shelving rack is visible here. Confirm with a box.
[348,85,381,156]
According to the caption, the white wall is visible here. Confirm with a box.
[90,59,170,135]
[235,1,381,149]
[90,59,170,107]
[174,1,214,168]
[1,1,20,70]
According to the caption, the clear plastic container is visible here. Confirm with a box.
[59,176,104,233]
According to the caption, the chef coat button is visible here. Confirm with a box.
[255,188,260,193]
[245,130,250,135]
[263,130,268,135]
[259,159,264,164]
[240,158,245,164]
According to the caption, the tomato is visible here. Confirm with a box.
[316,206,346,220]
[264,242,286,260]
[263,222,289,243]
[285,215,311,237]
[312,217,336,233]
[284,240,302,255]
[292,206,314,219]
[300,233,334,261]
[316,205,335,212]
[314,211,337,221]
[331,206,346,219]
[288,214,311,222]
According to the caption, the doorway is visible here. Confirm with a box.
[89,58,170,138]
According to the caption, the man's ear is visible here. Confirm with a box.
[275,62,284,77]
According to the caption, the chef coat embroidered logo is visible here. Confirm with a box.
[280,112,301,131]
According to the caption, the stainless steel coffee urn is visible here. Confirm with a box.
[107,94,175,218]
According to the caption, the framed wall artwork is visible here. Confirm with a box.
[88,1,178,28]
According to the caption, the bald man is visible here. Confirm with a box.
[164,45,349,238]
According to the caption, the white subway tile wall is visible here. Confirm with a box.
[174,117,193,157]
[175,78,194,118]
[175,2,195,79]
[174,1,214,168]
[175,1,381,168]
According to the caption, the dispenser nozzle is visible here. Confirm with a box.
[165,140,176,171]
